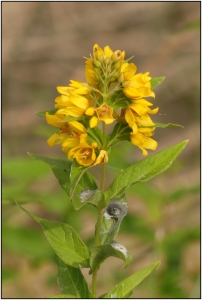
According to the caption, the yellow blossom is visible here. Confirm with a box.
[130,132,158,156]
[45,112,86,148]
[124,99,158,133]
[86,103,115,128]
[68,134,97,167]
[94,150,108,165]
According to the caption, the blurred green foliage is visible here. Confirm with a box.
[2,140,200,298]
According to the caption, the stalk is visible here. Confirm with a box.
[92,122,107,298]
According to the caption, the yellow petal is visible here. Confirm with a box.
[90,116,98,128]
[69,92,89,110]
[68,121,86,134]
[85,107,95,116]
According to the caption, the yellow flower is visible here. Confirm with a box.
[68,134,97,167]
[121,62,137,81]
[94,150,108,165]
[130,131,158,156]
[123,72,155,99]
[86,103,115,128]
[124,99,158,133]
[121,63,155,99]
[45,112,86,147]
[56,91,93,118]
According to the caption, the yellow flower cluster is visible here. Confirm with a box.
[45,44,159,166]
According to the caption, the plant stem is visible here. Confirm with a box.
[92,121,107,298]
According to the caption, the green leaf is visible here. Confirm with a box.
[87,126,103,145]
[106,123,131,148]
[104,260,161,298]
[90,241,132,272]
[56,256,92,298]
[104,140,188,201]
[98,195,128,245]
[46,294,77,298]
[150,77,165,89]
[28,153,98,210]
[106,91,131,110]
[28,153,72,198]
[17,204,90,268]
[155,122,184,128]
[79,189,107,209]
[69,161,98,209]
[36,108,58,117]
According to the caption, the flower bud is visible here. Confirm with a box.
[93,59,102,68]
[113,60,121,70]
[104,56,111,66]
[111,50,122,63]
[93,44,104,63]
[122,81,130,88]
[118,73,124,83]
[110,71,120,81]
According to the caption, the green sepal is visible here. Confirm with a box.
[56,256,92,298]
[150,76,165,89]
[104,260,161,298]
[90,241,132,272]
[98,195,128,245]
[154,122,184,128]
[104,140,188,201]
[17,204,90,268]
[46,294,77,298]
[36,108,58,118]
[106,123,131,148]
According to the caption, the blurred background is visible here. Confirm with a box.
[2,2,200,298]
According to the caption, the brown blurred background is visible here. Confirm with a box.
[2,2,200,298]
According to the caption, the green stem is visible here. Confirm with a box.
[92,121,107,298]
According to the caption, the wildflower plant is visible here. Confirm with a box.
[18,44,188,298]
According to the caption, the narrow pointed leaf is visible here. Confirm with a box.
[150,77,165,89]
[36,108,58,118]
[104,260,161,298]
[17,204,89,268]
[104,140,188,201]
[28,153,98,209]
[90,241,132,272]
[57,256,92,298]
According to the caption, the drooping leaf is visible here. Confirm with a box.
[106,123,131,148]
[28,153,98,210]
[104,260,161,298]
[90,241,132,272]
[56,256,92,298]
[154,122,184,128]
[98,195,128,245]
[17,204,89,268]
[28,153,72,196]
[104,140,188,201]
[36,108,58,118]
[150,77,165,89]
